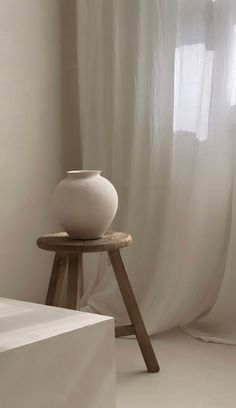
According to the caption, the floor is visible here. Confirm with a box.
[115,328,236,408]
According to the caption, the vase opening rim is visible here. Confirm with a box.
[67,170,102,176]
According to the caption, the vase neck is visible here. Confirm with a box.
[67,170,101,180]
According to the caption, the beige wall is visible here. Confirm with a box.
[0,0,64,302]
[60,0,81,171]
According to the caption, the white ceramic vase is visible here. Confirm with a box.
[52,170,118,239]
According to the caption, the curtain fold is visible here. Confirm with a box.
[76,0,236,343]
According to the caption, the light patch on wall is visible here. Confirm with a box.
[230,25,236,106]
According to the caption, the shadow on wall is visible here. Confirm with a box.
[60,0,82,172]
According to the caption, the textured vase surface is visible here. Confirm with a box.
[52,170,118,239]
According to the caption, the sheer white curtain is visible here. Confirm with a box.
[76,0,236,343]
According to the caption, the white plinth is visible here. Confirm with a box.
[0,298,115,408]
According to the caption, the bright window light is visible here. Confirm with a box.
[173,44,214,141]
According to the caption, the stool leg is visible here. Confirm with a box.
[67,253,83,310]
[46,253,67,306]
[108,250,160,373]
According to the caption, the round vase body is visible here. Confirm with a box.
[52,170,118,239]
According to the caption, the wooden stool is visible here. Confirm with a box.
[37,231,159,373]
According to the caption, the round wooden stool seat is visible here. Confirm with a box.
[37,231,132,253]
[37,230,159,373]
